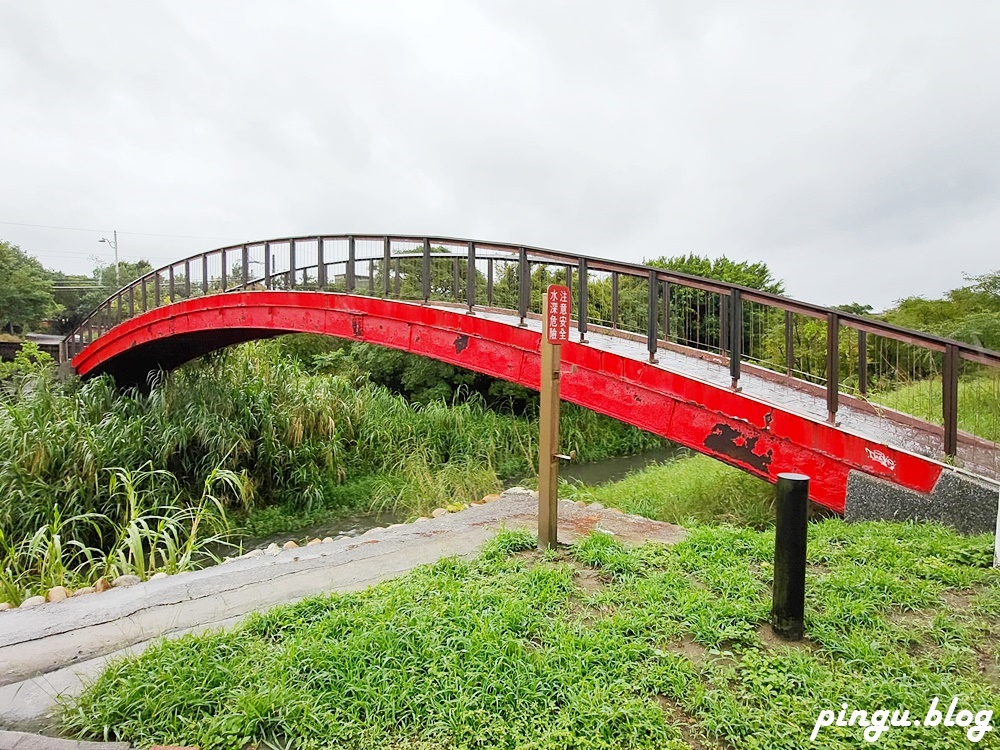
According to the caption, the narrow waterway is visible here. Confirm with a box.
[243,508,408,551]
[561,445,686,486]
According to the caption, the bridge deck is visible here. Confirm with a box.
[472,307,999,484]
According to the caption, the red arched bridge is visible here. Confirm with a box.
[64,235,1000,532]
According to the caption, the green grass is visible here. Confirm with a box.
[872,373,1000,443]
[64,523,1000,750]
[562,454,776,529]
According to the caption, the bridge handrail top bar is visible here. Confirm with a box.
[66,232,1000,366]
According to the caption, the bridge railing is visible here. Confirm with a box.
[66,234,1000,472]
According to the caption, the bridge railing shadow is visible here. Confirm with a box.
[65,234,1000,474]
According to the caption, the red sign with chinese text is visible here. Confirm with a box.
[545,284,571,344]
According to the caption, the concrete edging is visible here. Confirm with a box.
[0,489,685,734]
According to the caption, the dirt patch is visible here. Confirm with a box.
[976,652,1000,685]
[574,567,606,595]
[665,636,710,666]
[941,590,976,611]
[755,623,818,652]
[551,505,687,546]
[891,608,936,630]
[656,695,729,749]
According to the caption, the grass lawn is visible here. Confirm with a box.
[565,454,776,530]
[63,522,999,749]
[871,374,1000,443]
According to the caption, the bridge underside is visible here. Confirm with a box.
[72,291,999,528]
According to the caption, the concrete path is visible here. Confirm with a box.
[0,489,685,736]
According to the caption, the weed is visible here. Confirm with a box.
[64,521,1000,750]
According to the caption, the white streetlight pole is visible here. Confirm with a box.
[99,230,119,287]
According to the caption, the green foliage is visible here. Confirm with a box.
[65,522,1000,750]
[0,339,665,596]
[0,465,236,604]
[50,259,154,333]
[884,269,1000,351]
[339,343,478,404]
[0,341,54,383]
[0,240,57,333]
[649,253,785,353]
[569,454,776,529]
[648,253,785,295]
[873,373,1000,442]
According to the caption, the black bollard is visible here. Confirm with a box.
[772,472,809,640]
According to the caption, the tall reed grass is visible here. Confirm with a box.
[1,339,664,598]
[0,466,236,604]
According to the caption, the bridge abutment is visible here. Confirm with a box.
[845,468,1000,537]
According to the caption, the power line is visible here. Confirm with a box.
[0,219,243,243]
[28,248,176,260]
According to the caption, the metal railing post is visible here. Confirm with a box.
[826,313,840,423]
[785,310,794,376]
[422,238,431,302]
[577,258,588,342]
[202,255,209,294]
[168,267,175,301]
[315,237,324,289]
[858,330,868,396]
[943,344,960,457]
[730,289,742,389]
[466,241,475,311]
[662,280,670,343]
[719,293,729,355]
[487,258,494,306]
[347,236,356,292]
[242,244,250,289]
[646,269,658,363]
[184,261,191,298]
[611,271,619,329]
[288,240,296,289]
[220,251,227,291]
[518,247,528,324]
[383,237,392,296]
[264,243,271,289]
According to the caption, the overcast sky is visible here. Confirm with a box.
[2,1,999,310]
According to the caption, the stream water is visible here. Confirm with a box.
[242,446,686,550]
[561,445,686,486]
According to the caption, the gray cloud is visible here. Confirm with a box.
[1,1,999,309]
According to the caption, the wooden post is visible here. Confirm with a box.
[994,486,999,569]
[539,284,570,549]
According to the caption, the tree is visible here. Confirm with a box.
[646,253,786,353]
[0,241,57,334]
[884,269,1000,356]
[50,259,154,333]
[648,253,785,295]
